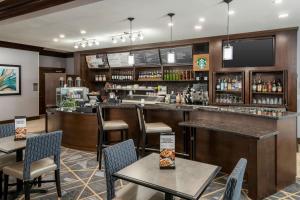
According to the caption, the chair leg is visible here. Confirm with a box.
[125,129,129,140]
[55,169,62,197]
[3,175,8,200]
[141,131,147,157]
[24,181,31,200]
[0,171,3,197]
[98,130,104,170]
[121,130,125,141]
[38,176,42,187]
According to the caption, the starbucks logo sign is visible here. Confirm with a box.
[197,57,207,69]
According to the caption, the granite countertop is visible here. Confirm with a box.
[100,103,196,111]
[178,120,279,139]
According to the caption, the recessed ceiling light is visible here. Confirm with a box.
[273,0,282,4]
[229,10,235,15]
[194,25,202,30]
[59,34,65,38]
[80,30,87,34]
[199,17,205,22]
[74,45,79,49]
[168,22,174,27]
[53,38,59,42]
[278,13,288,18]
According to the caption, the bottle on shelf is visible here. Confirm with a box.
[252,79,257,92]
[277,80,283,92]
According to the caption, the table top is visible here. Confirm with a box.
[0,134,37,154]
[178,120,278,139]
[113,153,221,200]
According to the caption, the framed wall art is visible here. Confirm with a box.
[0,64,21,96]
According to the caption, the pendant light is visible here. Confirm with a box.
[128,17,135,66]
[223,0,233,60]
[167,13,175,64]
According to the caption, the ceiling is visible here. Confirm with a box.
[0,0,299,52]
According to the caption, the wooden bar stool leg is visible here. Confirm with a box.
[98,131,104,170]
[96,130,100,161]
[136,130,141,158]
[141,131,147,157]
[125,129,129,140]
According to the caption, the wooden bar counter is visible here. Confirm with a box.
[46,104,297,200]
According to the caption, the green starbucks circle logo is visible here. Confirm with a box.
[197,58,207,69]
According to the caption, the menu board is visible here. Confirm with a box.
[160,133,175,169]
[160,45,193,65]
[15,116,27,141]
[86,54,108,68]
[133,49,160,66]
[107,52,132,68]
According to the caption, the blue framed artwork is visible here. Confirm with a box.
[0,64,21,96]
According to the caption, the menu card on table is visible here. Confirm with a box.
[14,116,27,140]
[160,133,175,169]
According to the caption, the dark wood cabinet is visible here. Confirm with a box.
[249,70,287,108]
[213,71,245,105]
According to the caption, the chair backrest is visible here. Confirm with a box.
[0,123,15,138]
[96,105,104,132]
[223,158,247,200]
[136,105,146,133]
[23,131,62,181]
[103,139,137,200]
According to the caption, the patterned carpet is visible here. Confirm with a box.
[5,146,299,200]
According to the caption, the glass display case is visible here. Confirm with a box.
[56,87,89,108]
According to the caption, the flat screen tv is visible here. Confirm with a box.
[223,37,275,68]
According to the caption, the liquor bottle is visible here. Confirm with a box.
[272,80,277,92]
[267,81,272,92]
[224,78,228,91]
[220,79,225,91]
[277,80,282,92]
[227,78,232,91]
[216,79,221,90]
[252,80,257,92]
[238,76,242,90]
[257,77,262,92]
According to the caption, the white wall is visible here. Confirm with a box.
[39,55,66,68]
[0,47,39,121]
[39,55,75,75]
[66,57,75,75]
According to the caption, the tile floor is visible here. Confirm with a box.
[5,119,298,200]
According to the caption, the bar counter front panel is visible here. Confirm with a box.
[46,104,297,200]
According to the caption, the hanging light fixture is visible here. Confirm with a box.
[223,0,233,60]
[167,13,175,64]
[128,17,135,65]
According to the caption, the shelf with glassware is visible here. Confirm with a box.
[250,70,287,108]
[213,71,245,105]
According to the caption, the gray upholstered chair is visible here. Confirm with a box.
[103,139,163,200]
[3,131,63,200]
[136,105,172,157]
[97,105,129,169]
[0,123,17,196]
[222,158,247,200]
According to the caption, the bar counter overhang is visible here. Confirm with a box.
[46,103,298,200]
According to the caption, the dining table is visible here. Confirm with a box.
[113,153,221,200]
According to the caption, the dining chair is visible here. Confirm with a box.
[96,105,129,170]
[222,158,247,200]
[136,105,172,157]
[0,123,17,196]
[103,139,164,200]
[3,131,63,200]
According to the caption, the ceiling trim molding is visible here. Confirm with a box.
[0,40,73,58]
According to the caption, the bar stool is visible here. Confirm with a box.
[136,105,172,157]
[96,105,129,169]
